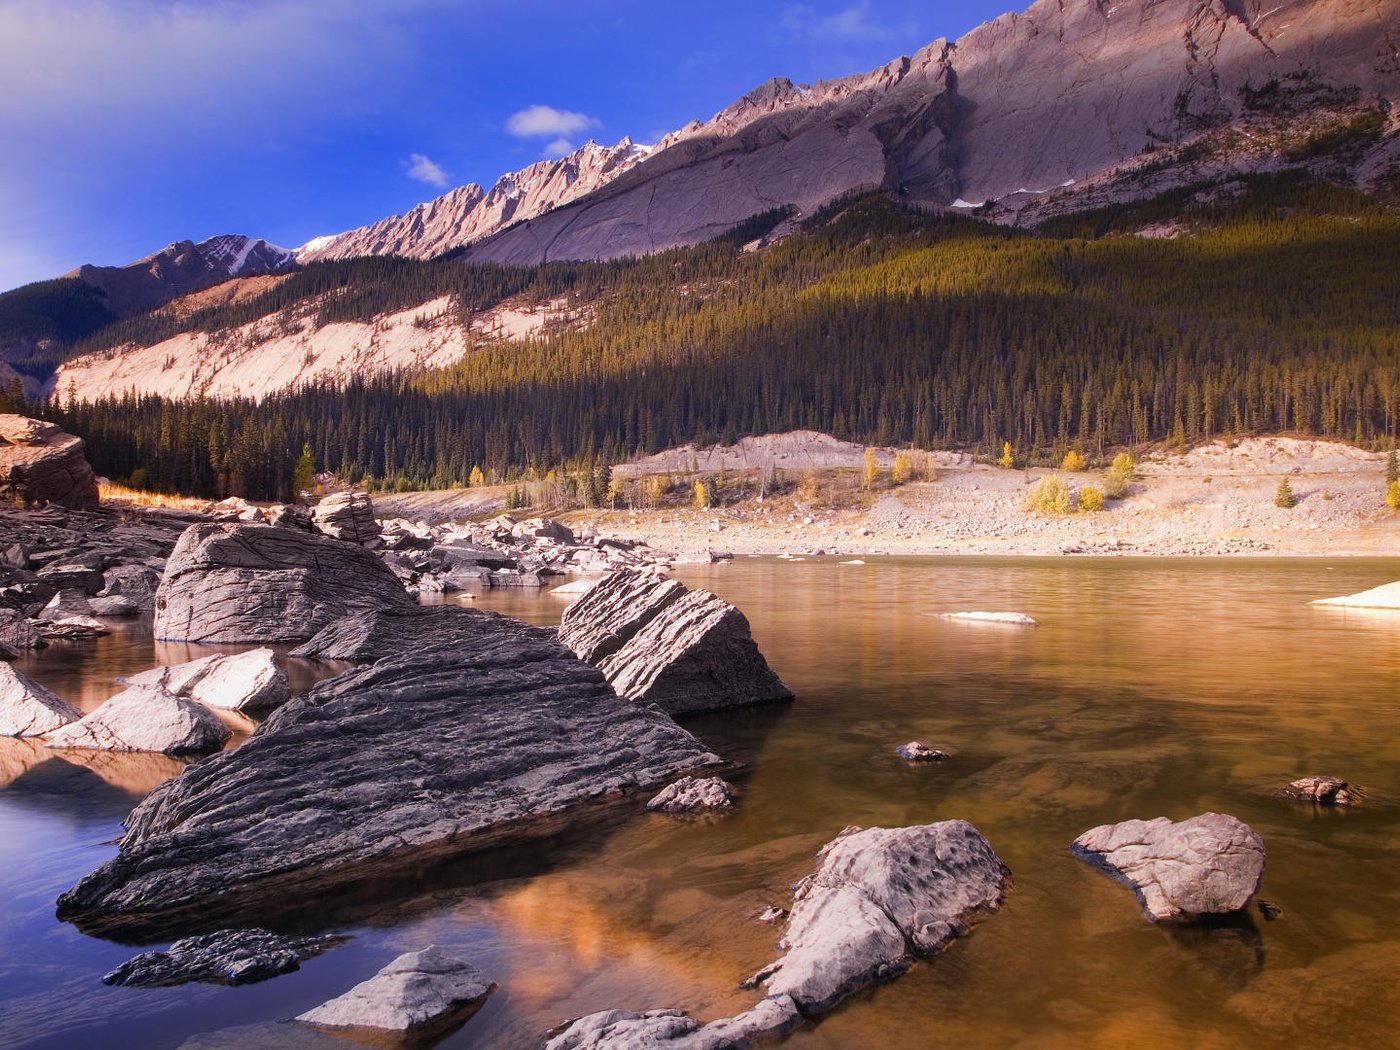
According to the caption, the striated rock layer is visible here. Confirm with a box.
[104,928,341,987]
[0,415,99,511]
[56,629,722,936]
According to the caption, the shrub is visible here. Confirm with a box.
[693,479,711,509]
[1105,452,1135,498]
[1275,477,1296,508]
[998,441,1015,469]
[863,448,881,488]
[1061,450,1087,471]
[1386,479,1400,510]
[1388,450,1399,485]
[1025,474,1072,513]
[1079,486,1105,512]
[892,452,912,485]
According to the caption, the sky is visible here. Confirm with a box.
[0,0,1019,292]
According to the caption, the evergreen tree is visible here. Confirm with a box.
[1276,477,1296,508]
[292,443,315,502]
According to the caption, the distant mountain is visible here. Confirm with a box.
[296,139,651,263]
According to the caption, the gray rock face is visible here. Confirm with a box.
[292,604,551,662]
[0,608,44,651]
[98,563,164,611]
[310,491,378,546]
[0,663,80,736]
[56,628,721,936]
[559,569,792,716]
[124,648,290,715]
[88,594,140,617]
[44,684,231,755]
[752,821,1008,1014]
[153,522,412,643]
[0,415,99,510]
[297,945,492,1033]
[104,928,342,987]
[646,775,734,813]
[1277,775,1355,805]
[1072,812,1266,922]
[547,996,802,1050]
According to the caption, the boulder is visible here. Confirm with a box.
[0,663,81,736]
[36,561,105,594]
[98,563,164,611]
[310,491,378,546]
[38,589,93,621]
[56,626,721,936]
[39,616,109,639]
[0,414,99,510]
[511,517,576,545]
[547,996,802,1050]
[124,648,290,715]
[104,928,342,987]
[559,569,792,716]
[0,608,44,651]
[1277,775,1355,806]
[89,594,141,617]
[646,775,734,813]
[45,684,231,756]
[292,604,550,662]
[265,503,313,531]
[297,945,492,1033]
[1071,812,1266,922]
[749,821,1007,1015]
[153,522,412,643]
[896,741,948,762]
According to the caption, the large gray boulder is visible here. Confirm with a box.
[98,563,164,612]
[123,648,290,715]
[297,945,493,1033]
[56,627,721,936]
[751,821,1007,1014]
[292,604,550,662]
[153,522,412,643]
[559,569,792,716]
[310,491,378,546]
[105,928,341,987]
[44,684,230,756]
[0,663,80,736]
[0,415,99,510]
[1072,812,1266,922]
[547,996,802,1050]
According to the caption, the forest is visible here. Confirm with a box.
[46,173,1400,502]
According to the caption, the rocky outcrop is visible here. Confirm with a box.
[98,564,164,611]
[56,627,721,936]
[104,928,342,987]
[749,821,1008,1014]
[646,776,734,813]
[0,608,44,651]
[123,648,290,715]
[44,685,230,755]
[297,945,493,1033]
[1072,812,1266,922]
[1277,775,1355,805]
[292,604,550,662]
[559,569,792,716]
[153,522,412,643]
[547,996,802,1050]
[0,415,99,510]
[310,491,378,546]
[0,663,80,736]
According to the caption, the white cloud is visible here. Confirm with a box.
[780,1,891,42]
[541,138,575,159]
[406,153,450,186]
[506,104,600,139]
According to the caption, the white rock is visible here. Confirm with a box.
[123,649,290,715]
[0,663,81,737]
[1311,580,1400,609]
[297,945,493,1032]
[45,684,231,755]
[939,612,1036,626]
[646,775,733,813]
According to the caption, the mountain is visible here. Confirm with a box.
[296,139,652,263]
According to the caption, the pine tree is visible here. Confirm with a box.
[1387,451,1399,485]
[291,443,315,503]
[1275,477,1296,508]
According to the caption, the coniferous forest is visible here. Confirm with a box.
[45,174,1400,501]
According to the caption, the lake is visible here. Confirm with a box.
[2,557,1398,1049]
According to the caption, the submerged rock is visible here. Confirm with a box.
[750,821,1007,1015]
[310,491,379,546]
[547,996,802,1050]
[124,648,290,715]
[646,775,734,813]
[296,945,493,1033]
[0,663,80,736]
[896,741,948,762]
[1071,812,1266,922]
[104,928,342,987]
[559,569,792,716]
[1277,775,1355,806]
[0,414,100,510]
[153,522,412,643]
[57,628,721,936]
[44,684,230,756]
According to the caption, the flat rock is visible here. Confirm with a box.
[1072,812,1266,922]
[0,663,81,736]
[310,491,378,546]
[646,775,734,813]
[0,414,99,510]
[1277,775,1355,806]
[153,522,412,643]
[56,625,721,936]
[896,741,948,762]
[45,684,230,755]
[752,821,1007,1015]
[297,945,492,1033]
[292,604,551,662]
[560,569,792,716]
[104,927,342,987]
[124,648,290,715]
[547,995,802,1050]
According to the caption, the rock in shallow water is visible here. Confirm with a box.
[104,927,342,987]
[1276,775,1355,806]
[296,945,493,1033]
[896,740,947,762]
[547,996,802,1050]
[153,522,412,643]
[124,648,290,715]
[1071,812,1266,922]
[56,629,721,936]
[646,775,733,813]
[45,684,230,756]
[0,662,80,736]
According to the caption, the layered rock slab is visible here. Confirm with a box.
[292,603,551,662]
[297,945,493,1033]
[0,415,99,510]
[45,684,230,756]
[1072,812,1266,922]
[309,491,378,546]
[153,522,412,643]
[104,928,342,987]
[559,569,792,715]
[124,648,290,715]
[0,663,80,736]
[57,630,721,936]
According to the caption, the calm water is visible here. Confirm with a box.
[2,558,1398,1049]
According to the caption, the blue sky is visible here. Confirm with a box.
[0,0,1017,292]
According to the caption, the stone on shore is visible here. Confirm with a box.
[750,821,1007,1015]
[1071,812,1266,922]
[45,684,231,756]
[104,928,342,987]
[559,569,792,716]
[646,775,734,813]
[310,491,379,546]
[0,415,100,510]
[56,627,721,936]
[1277,775,1355,806]
[547,996,802,1050]
[296,946,493,1033]
[0,663,81,736]
[153,522,412,643]
[124,648,290,715]
[1310,580,1400,609]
